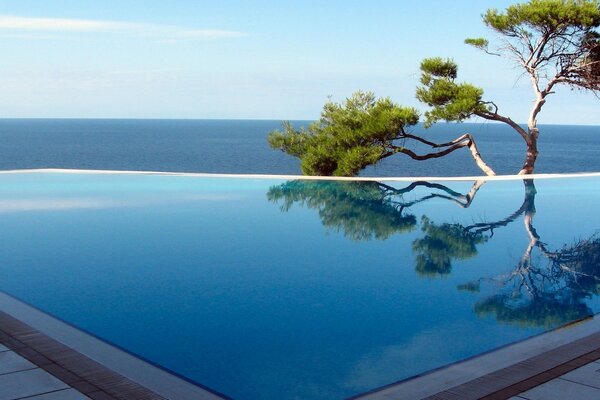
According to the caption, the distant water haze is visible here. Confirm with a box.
[0,119,598,176]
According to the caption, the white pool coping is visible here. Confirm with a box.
[1,168,600,182]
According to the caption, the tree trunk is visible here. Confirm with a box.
[467,138,496,176]
[518,128,539,175]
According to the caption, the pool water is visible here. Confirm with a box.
[0,172,598,399]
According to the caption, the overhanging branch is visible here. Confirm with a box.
[385,133,496,176]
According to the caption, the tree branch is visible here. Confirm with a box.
[475,110,530,143]
[385,133,496,176]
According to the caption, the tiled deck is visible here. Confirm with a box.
[0,343,89,400]
[511,361,600,400]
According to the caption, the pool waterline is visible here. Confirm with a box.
[0,170,598,399]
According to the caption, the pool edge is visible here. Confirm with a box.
[0,290,229,400]
[352,315,600,399]
[1,168,599,182]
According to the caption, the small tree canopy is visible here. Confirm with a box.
[463,37,490,52]
[419,57,458,79]
[483,0,600,33]
[416,58,490,127]
[268,91,419,176]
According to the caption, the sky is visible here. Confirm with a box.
[0,0,599,124]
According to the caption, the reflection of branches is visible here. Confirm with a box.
[459,180,600,328]
[270,177,600,329]
[377,180,486,210]
[465,179,535,237]
[473,236,600,329]
[269,179,492,277]
[268,179,486,241]
[268,180,417,241]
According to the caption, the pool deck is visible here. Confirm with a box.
[0,343,92,400]
[1,299,600,400]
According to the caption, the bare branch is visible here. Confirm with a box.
[475,110,530,143]
[386,133,496,176]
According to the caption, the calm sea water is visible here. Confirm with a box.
[0,119,599,176]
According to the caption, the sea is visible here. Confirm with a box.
[0,119,598,176]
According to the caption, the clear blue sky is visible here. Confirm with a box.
[1,0,599,124]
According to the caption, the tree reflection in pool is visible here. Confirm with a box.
[268,178,600,330]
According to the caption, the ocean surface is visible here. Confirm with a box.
[0,119,599,176]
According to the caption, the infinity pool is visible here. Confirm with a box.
[0,172,598,399]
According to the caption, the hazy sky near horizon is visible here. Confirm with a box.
[1,0,599,124]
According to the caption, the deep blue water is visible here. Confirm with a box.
[0,172,598,399]
[0,119,599,176]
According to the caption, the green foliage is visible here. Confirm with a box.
[267,180,417,240]
[268,91,419,176]
[484,0,600,33]
[419,57,458,79]
[412,216,487,277]
[416,58,489,127]
[267,121,310,158]
[464,37,490,51]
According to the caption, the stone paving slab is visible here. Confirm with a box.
[0,350,36,374]
[559,362,600,389]
[23,389,91,400]
[515,376,600,400]
[0,368,69,400]
[0,349,89,400]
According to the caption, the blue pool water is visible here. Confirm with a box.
[0,172,599,399]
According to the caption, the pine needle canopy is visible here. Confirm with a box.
[484,0,600,32]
